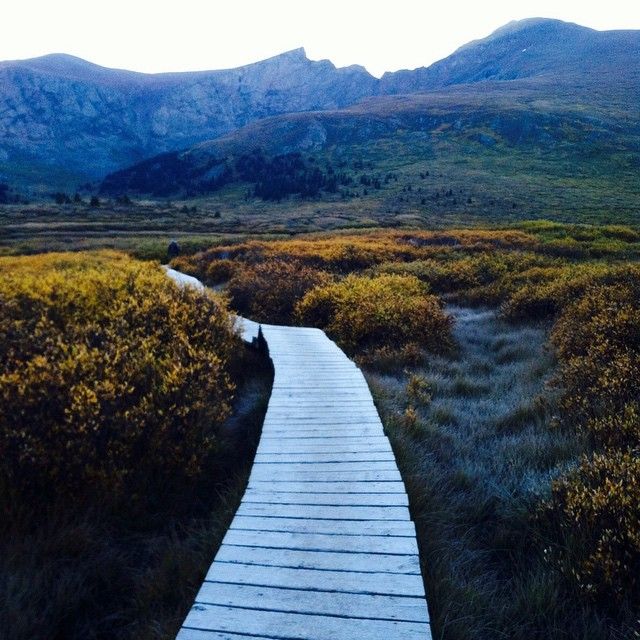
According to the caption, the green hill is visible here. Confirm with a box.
[100,79,640,225]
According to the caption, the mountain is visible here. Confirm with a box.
[97,82,640,226]
[379,18,640,93]
[2,18,640,194]
[0,49,376,191]
[99,19,640,224]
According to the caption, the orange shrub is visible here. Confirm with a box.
[295,273,452,354]
[226,259,332,324]
[204,258,238,284]
[0,252,238,499]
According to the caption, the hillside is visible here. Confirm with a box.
[0,49,376,191]
[3,18,640,194]
[99,79,640,225]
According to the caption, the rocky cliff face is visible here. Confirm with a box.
[0,49,377,188]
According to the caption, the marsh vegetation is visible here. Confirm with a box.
[174,225,640,637]
[1,221,638,638]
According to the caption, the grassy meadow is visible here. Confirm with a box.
[1,220,639,638]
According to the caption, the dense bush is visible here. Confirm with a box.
[376,252,550,296]
[295,273,452,354]
[542,450,640,607]
[550,278,640,447]
[0,252,238,501]
[227,259,331,324]
[541,273,640,608]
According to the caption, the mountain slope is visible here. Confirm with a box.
[99,79,640,224]
[2,18,640,194]
[0,49,376,190]
[379,18,640,93]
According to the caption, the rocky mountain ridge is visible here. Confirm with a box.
[2,18,639,192]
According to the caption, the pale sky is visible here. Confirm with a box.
[4,0,640,77]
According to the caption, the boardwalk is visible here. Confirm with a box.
[165,269,431,639]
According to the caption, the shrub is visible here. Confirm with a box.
[0,252,238,501]
[502,264,640,322]
[541,274,640,608]
[168,254,202,278]
[550,280,640,448]
[295,273,452,354]
[542,450,640,607]
[204,258,238,285]
[227,259,331,324]
[355,342,425,373]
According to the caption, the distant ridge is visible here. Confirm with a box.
[378,18,640,93]
[1,18,639,192]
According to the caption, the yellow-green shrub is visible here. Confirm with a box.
[542,450,640,606]
[227,260,331,324]
[0,252,238,499]
[295,273,452,354]
[551,280,640,448]
[500,264,640,321]
[376,252,550,296]
[541,273,640,606]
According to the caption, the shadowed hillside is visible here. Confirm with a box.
[100,81,640,224]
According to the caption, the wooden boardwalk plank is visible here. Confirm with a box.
[243,491,408,506]
[165,269,430,640]
[237,503,410,521]
[222,529,418,554]
[247,469,404,482]
[181,603,429,640]
[244,481,408,494]
[203,563,426,596]
[194,582,428,622]
[229,515,417,537]
[254,452,396,463]
[214,545,421,574]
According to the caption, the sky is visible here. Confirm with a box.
[3,1,640,77]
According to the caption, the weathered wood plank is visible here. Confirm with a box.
[215,545,421,574]
[254,452,396,464]
[243,491,407,507]
[222,529,418,554]
[237,503,409,521]
[229,515,417,537]
[247,469,404,482]
[182,603,430,640]
[194,582,429,622]
[204,563,427,597]
[257,436,392,456]
[244,481,408,494]
[256,443,394,454]
[177,629,271,640]
[251,461,398,473]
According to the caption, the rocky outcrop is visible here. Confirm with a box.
[0,50,377,188]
